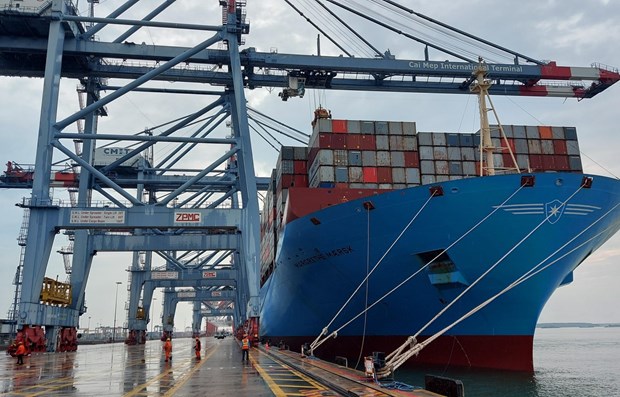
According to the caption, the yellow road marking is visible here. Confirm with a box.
[122,344,218,397]
[252,352,328,397]
[161,344,219,397]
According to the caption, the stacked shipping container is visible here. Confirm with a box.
[259,116,583,284]
[307,118,419,189]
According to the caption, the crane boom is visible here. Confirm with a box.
[0,36,617,98]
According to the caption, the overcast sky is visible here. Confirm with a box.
[1,0,619,333]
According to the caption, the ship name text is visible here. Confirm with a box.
[294,246,354,268]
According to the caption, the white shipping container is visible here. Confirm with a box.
[527,140,542,154]
[566,140,580,156]
[419,146,434,160]
[421,174,437,184]
[403,136,417,151]
[389,135,404,150]
[317,166,335,182]
[388,121,403,135]
[403,122,417,135]
[334,150,348,166]
[420,160,435,174]
[435,160,449,175]
[391,151,405,167]
[432,133,447,146]
[375,121,389,134]
[376,135,390,150]
[362,151,377,166]
[418,132,433,146]
[541,140,554,155]
[360,121,375,134]
[463,161,477,176]
[447,147,461,161]
[461,147,476,161]
[433,146,448,160]
[405,168,420,184]
[349,167,363,183]
[376,151,391,166]
[347,120,361,134]
[392,167,406,183]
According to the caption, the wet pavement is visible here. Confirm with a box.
[0,337,441,397]
[0,337,281,396]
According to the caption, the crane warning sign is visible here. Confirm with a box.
[70,210,125,224]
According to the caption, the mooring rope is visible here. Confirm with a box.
[310,182,525,354]
[384,180,620,374]
[309,191,438,353]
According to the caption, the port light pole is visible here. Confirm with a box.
[113,281,122,342]
[151,297,157,334]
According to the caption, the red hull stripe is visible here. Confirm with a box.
[269,335,534,371]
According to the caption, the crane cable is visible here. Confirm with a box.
[309,181,526,354]
[382,180,600,375]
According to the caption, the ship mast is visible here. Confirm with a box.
[470,59,520,176]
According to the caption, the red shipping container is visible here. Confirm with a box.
[294,174,308,187]
[319,133,332,148]
[404,151,420,167]
[529,154,543,170]
[377,167,393,183]
[359,135,377,150]
[332,119,348,133]
[347,134,361,149]
[553,140,567,155]
[554,155,569,170]
[363,167,378,183]
[331,134,347,149]
[502,153,516,168]
[538,126,553,139]
[505,138,516,153]
[541,155,555,170]
[294,160,307,175]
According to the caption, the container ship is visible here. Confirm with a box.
[258,101,620,371]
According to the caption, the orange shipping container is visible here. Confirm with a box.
[363,167,378,183]
[332,119,348,133]
[538,126,553,139]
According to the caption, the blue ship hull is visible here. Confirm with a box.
[259,172,620,370]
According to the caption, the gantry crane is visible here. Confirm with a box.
[0,0,617,352]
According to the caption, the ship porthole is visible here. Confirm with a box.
[555,178,563,186]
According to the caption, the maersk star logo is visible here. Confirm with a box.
[545,199,565,224]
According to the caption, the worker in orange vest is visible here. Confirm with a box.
[194,337,201,360]
[163,338,172,362]
[241,334,250,363]
[15,342,26,365]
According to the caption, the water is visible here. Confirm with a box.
[394,327,620,397]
